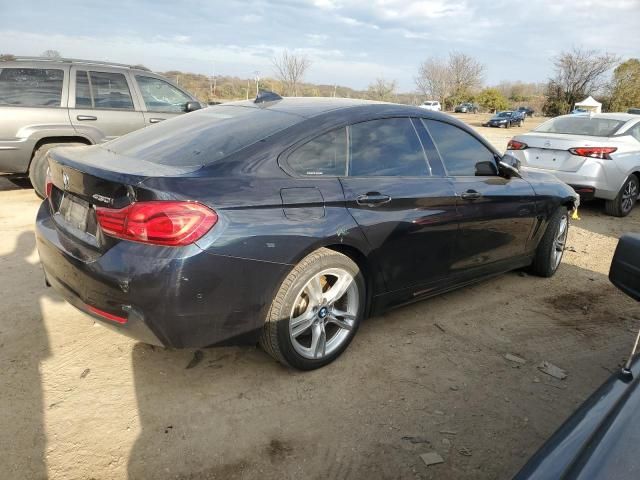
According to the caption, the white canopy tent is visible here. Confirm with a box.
[574,96,602,114]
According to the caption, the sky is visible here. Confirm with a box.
[0,0,639,92]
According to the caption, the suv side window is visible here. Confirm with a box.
[349,118,430,177]
[0,68,64,107]
[75,71,134,110]
[287,127,347,176]
[136,75,192,113]
[424,119,498,176]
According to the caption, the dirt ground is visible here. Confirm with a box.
[1,113,639,480]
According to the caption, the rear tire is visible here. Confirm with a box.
[259,248,365,370]
[605,175,638,217]
[530,208,569,277]
[29,142,85,198]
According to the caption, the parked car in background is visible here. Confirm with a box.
[628,108,640,115]
[483,111,523,128]
[570,108,588,114]
[517,106,535,117]
[454,102,479,113]
[515,233,640,480]
[36,95,578,370]
[420,100,441,111]
[507,113,640,216]
[0,57,204,197]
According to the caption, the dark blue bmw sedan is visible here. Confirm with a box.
[36,93,578,370]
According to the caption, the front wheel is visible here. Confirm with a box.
[605,175,638,217]
[530,208,569,277]
[259,248,365,370]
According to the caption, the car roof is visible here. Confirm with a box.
[583,112,640,122]
[0,56,151,72]
[222,97,396,118]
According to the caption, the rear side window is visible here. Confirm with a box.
[75,71,134,110]
[287,128,347,176]
[424,119,497,176]
[349,118,430,177]
[105,105,301,167]
[0,68,64,107]
[136,75,192,113]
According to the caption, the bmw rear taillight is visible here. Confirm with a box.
[507,139,528,150]
[568,147,617,159]
[95,201,217,246]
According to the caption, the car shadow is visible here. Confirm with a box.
[0,231,62,479]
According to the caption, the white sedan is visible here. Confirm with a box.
[506,113,640,217]
[419,100,441,111]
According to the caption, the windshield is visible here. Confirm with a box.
[535,116,626,137]
[496,112,511,118]
[105,105,301,166]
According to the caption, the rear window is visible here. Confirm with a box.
[0,68,64,107]
[535,116,626,137]
[105,105,301,166]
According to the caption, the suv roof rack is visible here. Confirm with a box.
[7,56,151,71]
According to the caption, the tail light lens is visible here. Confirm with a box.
[507,139,528,150]
[96,201,217,246]
[45,167,53,198]
[568,147,617,159]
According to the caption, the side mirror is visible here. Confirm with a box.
[610,234,640,302]
[185,101,202,113]
[502,153,521,170]
[498,161,521,179]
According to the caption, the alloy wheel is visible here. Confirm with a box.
[621,179,639,214]
[288,268,359,360]
[552,214,568,269]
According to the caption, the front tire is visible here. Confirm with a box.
[29,142,85,198]
[605,175,638,217]
[530,208,569,277]
[259,248,365,370]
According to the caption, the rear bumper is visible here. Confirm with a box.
[35,201,291,348]
[517,158,623,201]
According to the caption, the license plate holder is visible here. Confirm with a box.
[57,194,90,232]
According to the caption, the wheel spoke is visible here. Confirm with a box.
[327,314,353,331]
[310,323,326,358]
[331,309,356,321]
[291,309,315,338]
[306,276,324,305]
[324,274,353,305]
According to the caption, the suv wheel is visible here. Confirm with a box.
[605,175,639,217]
[29,142,85,198]
[259,248,365,370]
[530,208,569,277]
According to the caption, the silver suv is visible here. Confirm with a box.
[0,57,204,196]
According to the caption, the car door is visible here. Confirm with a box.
[339,117,458,293]
[69,66,145,141]
[422,118,537,276]
[132,74,196,126]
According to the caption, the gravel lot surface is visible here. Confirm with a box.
[1,112,638,479]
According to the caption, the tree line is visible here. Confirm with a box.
[1,48,638,115]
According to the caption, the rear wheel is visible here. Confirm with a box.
[259,248,365,370]
[530,208,569,277]
[29,142,85,198]
[605,175,639,217]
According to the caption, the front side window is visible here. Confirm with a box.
[424,119,497,176]
[349,118,430,177]
[288,128,347,176]
[136,75,192,113]
[0,68,64,107]
[75,71,134,110]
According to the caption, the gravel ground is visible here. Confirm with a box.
[1,113,639,480]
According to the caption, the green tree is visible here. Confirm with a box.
[609,59,640,111]
[476,88,508,112]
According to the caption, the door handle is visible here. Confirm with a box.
[460,190,482,200]
[76,115,97,121]
[149,118,165,124]
[356,192,392,207]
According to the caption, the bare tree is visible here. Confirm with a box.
[415,57,450,106]
[415,52,484,109]
[272,50,311,96]
[41,50,61,58]
[0,53,16,61]
[551,47,620,111]
[367,78,397,101]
